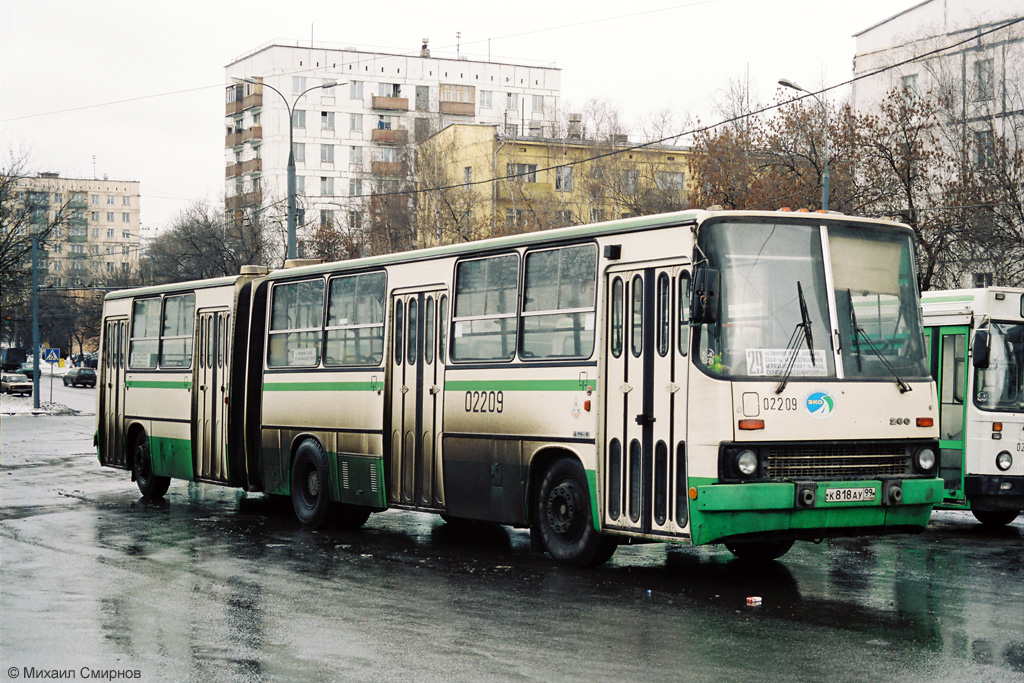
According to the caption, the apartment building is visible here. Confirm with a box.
[18,173,141,287]
[224,40,561,247]
[415,124,692,247]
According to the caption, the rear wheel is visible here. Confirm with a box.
[536,457,617,567]
[132,431,170,498]
[291,439,331,528]
[972,508,1020,527]
[724,539,795,562]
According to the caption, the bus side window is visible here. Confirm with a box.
[438,295,448,363]
[520,244,597,360]
[129,298,161,369]
[611,277,623,358]
[451,253,519,362]
[267,279,324,368]
[678,272,691,356]
[160,293,195,369]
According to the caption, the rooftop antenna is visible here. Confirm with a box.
[456,31,461,59]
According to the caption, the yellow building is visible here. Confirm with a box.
[415,124,693,247]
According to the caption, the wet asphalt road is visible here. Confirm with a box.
[2,412,1023,682]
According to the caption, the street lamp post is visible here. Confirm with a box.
[232,76,343,260]
[779,78,830,212]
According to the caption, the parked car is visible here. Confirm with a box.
[82,352,98,369]
[1,373,32,396]
[18,363,38,380]
[64,367,97,388]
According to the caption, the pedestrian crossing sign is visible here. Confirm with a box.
[43,348,59,363]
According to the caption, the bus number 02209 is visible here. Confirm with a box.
[763,397,799,411]
[465,390,504,413]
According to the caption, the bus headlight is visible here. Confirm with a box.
[996,451,1012,471]
[736,449,759,477]
[914,447,937,472]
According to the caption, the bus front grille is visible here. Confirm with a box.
[763,444,911,481]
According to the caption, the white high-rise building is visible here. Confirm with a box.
[224,40,561,249]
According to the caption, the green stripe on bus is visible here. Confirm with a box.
[263,381,377,392]
[126,379,192,389]
[445,379,588,392]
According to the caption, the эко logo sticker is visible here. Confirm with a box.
[805,391,835,418]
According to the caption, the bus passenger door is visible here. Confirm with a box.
[101,318,128,468]
[935,326,968,503]
[389,289,447,509]
[195,309,230,482]
[604,264,691,538]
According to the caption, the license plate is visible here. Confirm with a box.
[825,487,876,503]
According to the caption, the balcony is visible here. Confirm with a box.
[242,158,262,174]
[226,163,243,178]
[497,182,554,201]
[371,161,407,176]
[69,252,88,259]
[243,92,262,109]
[226,100,243,116]
[371,128,409,144]
[242,126,262,143]
[372,96,409,111]
[439,101,475,116]
[226,131,243,147]
[226,191,263,211]
[67,199,88,210]
[67,235,88,243]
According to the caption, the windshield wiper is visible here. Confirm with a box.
[845,288,912,393]
[776,281,815,394]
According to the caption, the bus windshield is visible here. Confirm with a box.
[975,322,1024,412]
[696,219,928,381]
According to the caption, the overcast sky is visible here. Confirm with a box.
[1,0,908,231]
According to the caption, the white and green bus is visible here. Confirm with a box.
[922,287,1024,526]
[97,209,943,565]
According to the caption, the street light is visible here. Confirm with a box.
[778,78,830,211]
[231,76,344,260]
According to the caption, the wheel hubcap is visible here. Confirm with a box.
[547,482,577,535]
[306,470,320,498]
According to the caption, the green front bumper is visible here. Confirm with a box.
[689,477,943,546]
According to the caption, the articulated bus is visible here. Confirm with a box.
[921,287,1024,526]
[97,209,943,565]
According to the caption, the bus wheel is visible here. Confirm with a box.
[724,539,795,562]
[536,458,616,567]
[132,431,170,499]
[291,439,331,528]
[972,508,1020,527]
[335,505,371,530]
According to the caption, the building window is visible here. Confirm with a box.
[379,83,401,98]
[321,144,335,163]
[975,59,994,100]
[349,178,362,196]
[900,74,919,100]
[292,109,306,129]
[122,230,130,239]
[106,262,115,272]
[106,213,114,223]
[122,245,130,255]
[656,171,686,190]
[506,92,518,110]
[464,166,473,184]
[350,81,363,99]
[107,195,115,205]
[507,163,537,183]
[123,196,130,206]
[321,80,335,100]
[91,212,99,222]
[321,111,334,131]
[122,212,130,222]
[293,76,307,94]
[92,195,99,205]
[555,166,574,191]
[480,90,492,108]
[505,123,518,138]
[377,115,393,130]
[439,83,475,103]
[373,147,398,163]
[590,208,604,223]
[320,177,333,196]
[621,171,639,194]
[974,130,994,168]
[350,113,363,132]
[974,272,994,287]
[292,143,305,163]
[320,209,334,227]
[107,228,114,238]
[296,176,305,194]
[349,211,362,229]
[532,94,544,112]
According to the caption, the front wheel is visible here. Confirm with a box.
[724,539,795,562]
[291,439,331,528]
[535,457,616,567]
[132,431,170,498]
[972,508,1020,527]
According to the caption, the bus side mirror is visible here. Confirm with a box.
[972,330,990,369]
[692,267,720,325]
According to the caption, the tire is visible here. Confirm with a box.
[724,539,795,562]
[132,431,170,498]
[972,508,1020,527]
[335,504,372,530]
[63,378,69,386]
[536,457,617,567]
[291,439,332,528]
